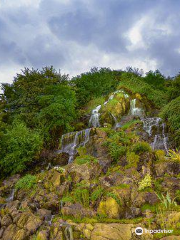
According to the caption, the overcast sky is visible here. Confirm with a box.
[0,0,180,84]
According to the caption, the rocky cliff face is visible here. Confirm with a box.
[0,90,180,240]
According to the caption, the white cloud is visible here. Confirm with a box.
[0,0,41,9]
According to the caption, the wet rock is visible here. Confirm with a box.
[2,224,29,240]
[14,211,43,234]
[97,197,120,219]
[1,214,12,226]
[41,193,59,212]
[91,223,133,240]
[144,192,159,205]
[68,162,101,183]
[36,229,49,240]
[45,169,65,189]
[0,226,5,238]
[155,162,180,177]
[36,209,52,221]
[162,177,180,191]
[160,236,180,240]
[61,203,96,218]
[52,152,69,166]
[0,175,20,195]
[131,190,146,208]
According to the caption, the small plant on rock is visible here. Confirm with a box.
[156,192,177,210]
[138,174,152,191]
[168,149,180,163]
[75,155,98,165]
[132,141,151,154]
[15,174,37,190]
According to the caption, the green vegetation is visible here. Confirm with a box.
[118,72,167,107]
[72,67,120,106]
[15,174,37,190]
[0,65,180,177]
[75,155,98,165]
[132,141,151,154]
[0,120,43,175]
[160,96,180,145]
[73,188,90,207]
[91,187,104,203]
[138,174,152,191]
[156,192,177,210]
[126,151,139,169]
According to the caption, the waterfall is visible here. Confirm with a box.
[130,99,144,117]
[60,223,74,240]
[89,105,101,127]
[47,215,55,226]
[59,128,91,163]
[111,113,121,129]
[142,117,161,136]
[6,189,15,202]
[142,117,168,153]
[89,90,129,128]
[64,225,74,240]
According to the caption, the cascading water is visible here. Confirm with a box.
[58,128,91,163]
[64,225,74,240]
[6,189,15,202]
[89,105,101,127]
[142,117,168,153]
[89,90,129,128]
[130,99,144,117]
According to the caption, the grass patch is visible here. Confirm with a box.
[75,155,98,165]
[15,174,37,190]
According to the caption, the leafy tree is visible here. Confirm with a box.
[1,67,77,146]
[0,120,43,175]
[144,70,165,90]
[167,74,180,101]
[72,67,120,106]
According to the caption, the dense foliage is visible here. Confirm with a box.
[0,66,180,177]
[0,120,43,175]
[72,67,120,106]
[160,96,180,145]
[118,72,167,107]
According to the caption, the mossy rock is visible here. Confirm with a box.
[97,197,120,219]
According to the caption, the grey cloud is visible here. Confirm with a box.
[0,0,180,84]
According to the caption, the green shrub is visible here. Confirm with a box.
[160,96,180,145]
[121,120,141,130]
[132,142,151,154]
[72,67,119,106]
[75,155,98,165]
[138,174,152,191]
[61,196,74,204]
[0,120,43,175]
[15,174,37,190]
[106,192,121,205]
[109,143,127,162]
[118,72,167,107]
[73,188,90,207]
[156,192,177,211]
[91,187,104,203]
[126,151,139,168]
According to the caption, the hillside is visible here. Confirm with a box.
[0,67,180,240]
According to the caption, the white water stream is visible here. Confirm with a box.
[58,128,91,163]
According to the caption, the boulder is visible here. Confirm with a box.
[61,203,96,218]
[160,237,180,240]
[36,209,52,221]
[97,197,120,219]
[36,230,49,240]
[91,223,133,240]
[1,214,12,226]
[67,162,101,183]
